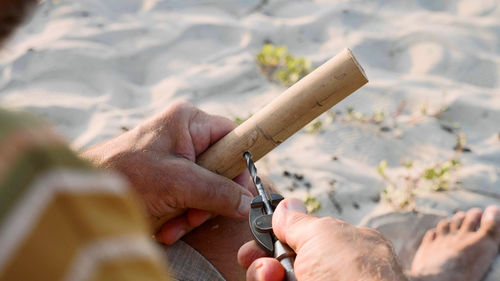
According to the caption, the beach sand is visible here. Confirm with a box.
[1,0,499,277]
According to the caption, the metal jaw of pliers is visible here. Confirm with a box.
[249,193,284,254]
[244,152,297,281]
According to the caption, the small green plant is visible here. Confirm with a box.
[304,194,322,213]
[326,110,337,123]
[401,159,413,169]
[454,131,468,152]
[377,158,461,210]
[305,119,323,134]
[372,110,386,124]
[345,106,367,122]
[256,44,289,79]
[344,107,388,125]
[256,44,312,87]
[377,160,389,179]
[410,95,450,124]
[378,160,414,209]
[419,102,428,116]
[234,114,252,125]
[423,158,460,191]
[303,110,337,134]
[276,56,311,86]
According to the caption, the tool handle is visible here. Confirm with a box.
[284,266,298,281]
[151,48,368,231]
[275,240,297,281]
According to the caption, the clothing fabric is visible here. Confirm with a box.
[0,109,172,281]
[162,240,225,281]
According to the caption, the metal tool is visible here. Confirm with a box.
[244,152,297,281]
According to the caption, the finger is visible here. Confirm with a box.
[155,215,190,245]
[238,240,269,269]
[233,170,253,195]
[461,208,483,232]
[480,205,500,242]
[163,157,253,217]
[156,211,215,245]
[186,209,213,227]
[189,110,237,156]
[272,198,321,252]
[247,258,284,281]
[449,211,466,232]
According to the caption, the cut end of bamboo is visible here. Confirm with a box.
[345,48,368,82]
[196,48,369,179]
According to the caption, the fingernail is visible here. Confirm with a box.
[284,199,307,213]
[255,261,265,281]
[484,206,500,222]
[238,194,252,216]
[173,229,186,243]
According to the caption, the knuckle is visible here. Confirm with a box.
[437,220,450,229]
[201,182,220,201]
[375,241,395,256]
[159,101,195,124]
[169,100,194,113]
[315,217,349,229]
[467,208,482,216]
[358,226,383,237]
[425,228,436,237]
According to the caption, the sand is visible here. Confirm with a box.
[1,0,499,277]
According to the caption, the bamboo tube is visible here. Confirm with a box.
[152,48,368,231]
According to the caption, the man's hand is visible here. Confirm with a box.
[82,101,253,244]
[238,198,408,281]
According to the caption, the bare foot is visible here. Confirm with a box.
[409,206,500,281]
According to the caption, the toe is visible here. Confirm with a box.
[422,228,437,243]
[450,211,466,232]
[437,220,451,235]
[479,205,500,243]
[461,208,483,232]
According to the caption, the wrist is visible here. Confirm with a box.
[80,129,137,169]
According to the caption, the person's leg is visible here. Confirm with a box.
[408,206,500,281]
[181,216,251,280]
[180,176,278,281]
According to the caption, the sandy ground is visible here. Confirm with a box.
[1,0,499,277]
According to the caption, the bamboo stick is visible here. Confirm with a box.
[152,48,368,231]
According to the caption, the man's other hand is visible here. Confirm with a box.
[238,198,408,281]
[82,101,253,244]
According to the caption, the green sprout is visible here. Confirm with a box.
[377,160,389,180]
[276,56,311,86]
[454,131,467,152]
[381,184,412,209]
[234,114,252,125]
[344,107,387,124]
[420,102,428,116]
[377,158,461,210]
[305,119,323,134]
[304,194,322,213]
[346,106,367,122]
[423,158,460,191]
[402,160,413,169]
[256,44,312,87]
[372,110,386,124]
[326,110,337,123]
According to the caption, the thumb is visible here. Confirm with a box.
[272,198,318,252]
